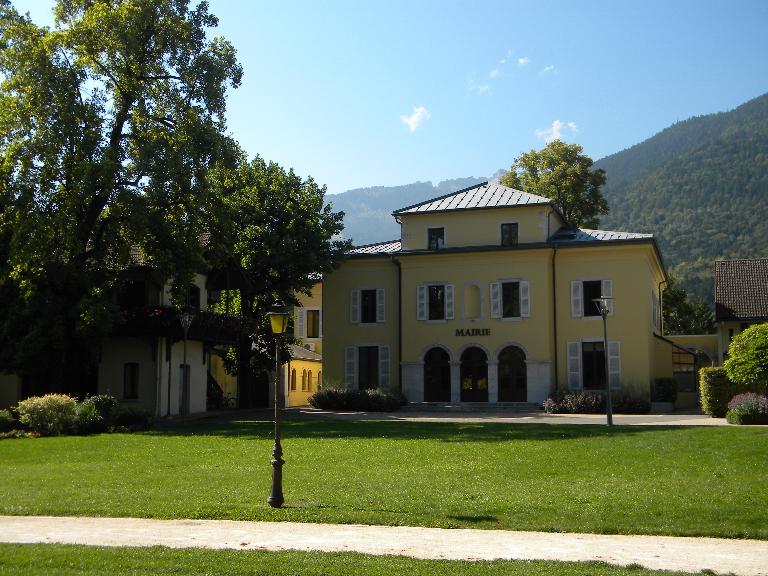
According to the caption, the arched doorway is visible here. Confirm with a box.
[423,347,451,402]
[460,347,488,402]
[498,346,527,402]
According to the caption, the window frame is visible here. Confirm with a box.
[360,289,378,324]
[427,226,445,251]
[305,308,321,338]
[123,362,139,400]
[500,221,519,247]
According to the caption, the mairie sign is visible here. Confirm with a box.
[455,328,491,337]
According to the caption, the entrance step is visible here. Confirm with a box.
[402,402,541,413]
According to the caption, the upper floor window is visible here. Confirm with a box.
[417,283,454,321]
[500,223,519,247]
[119,280,146,309]
[427,227,445,250]
[350,288,385,324]
[571,279,613,318]
[306,309,321,338]
[490,280,530,319]
[123,363,139,400]
[185,284,200,309]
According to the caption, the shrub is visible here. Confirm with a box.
[16,394,78,436]
[542,390,605,414]
[75,401,105,435]
[0,409,17,433]
[699,367,752,417]
[723,323,768,392]
[725,392,768,425]
[652,378,678,403]
[113,405,154,431]
[542,397,558,414]
[613,395,651,414]
[309,387,402,412]
[84,394,118,426]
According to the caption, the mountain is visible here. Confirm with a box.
[596,92,768,300]
[327,177,487,245]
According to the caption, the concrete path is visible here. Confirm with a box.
[2,516,767,576]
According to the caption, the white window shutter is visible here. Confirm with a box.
[445,284,454,320]
[608,341,621,388]
[571,281,583,317]
[602,279,614,315]
[350,289,360,323]
[296,307,305,338]
[490,282,501,319]
[379,345,390,389]
[520,281,530,317]
[344,347,357,389]
[567,341,581,389]
[376,288,385,323]
[417,285,427,320]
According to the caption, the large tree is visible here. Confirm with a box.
[0,0,241,390]
[662,280,715,335]
[501,140,608,228]
[210,155,350,407]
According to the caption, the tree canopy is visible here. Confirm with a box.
[724,323,768,392]
[662,280,715,335]
[500,140,608,228]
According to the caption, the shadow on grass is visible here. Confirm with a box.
[147,415,685,443]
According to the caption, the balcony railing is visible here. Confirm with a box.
[112,306,248,344]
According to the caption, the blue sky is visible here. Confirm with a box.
[22,0,768,195]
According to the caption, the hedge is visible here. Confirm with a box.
[698,366,765,417]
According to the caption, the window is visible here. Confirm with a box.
[350,289,385,324]
[571,279,613,318]
[186,284,200,309]
[318,371,322,388]
[301,369,308,391]
[490,280,530,319]
[358,346,379,390]
[307,370,313,392]
[123,363,139,400]
[344,345,390,389]
[417,284,454,321]
[582,342,606,390]
[306,310,320,338]
[119,281,146,309]
[427,227,445,250]
[501,223,518,246]
[290,369,297,391]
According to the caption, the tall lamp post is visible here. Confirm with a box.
[266,302,290,508]
[593,297,614,427]
[179,308,195,417]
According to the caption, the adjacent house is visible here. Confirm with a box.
[323,181,672,404]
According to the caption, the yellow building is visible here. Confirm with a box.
[287,282,324,407]
[323,182,671,404]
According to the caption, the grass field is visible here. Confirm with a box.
[0,544,708,576]
[1,418,766,538]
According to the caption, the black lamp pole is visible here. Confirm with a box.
[180,308,194,417]
[594,297,614,427]
[267,303,289,508]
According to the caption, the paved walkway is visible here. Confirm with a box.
[2,516,766,575]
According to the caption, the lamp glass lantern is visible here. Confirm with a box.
[267,304,290,335]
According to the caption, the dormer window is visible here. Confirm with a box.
[427,227,445,250]
[501,223,518,246]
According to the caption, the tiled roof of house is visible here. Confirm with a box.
[552,228,653,243]
[288,344,322,362]
[392,182,551,215]
[348,239,402,255]
[714,259,768,321]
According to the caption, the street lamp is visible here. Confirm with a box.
[179,308,195,417]
[266,302,290,508]
[593,296,614,427]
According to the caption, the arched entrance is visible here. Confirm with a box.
[498,346,527,402]
[423,347,451,402]
[460,347,488,402]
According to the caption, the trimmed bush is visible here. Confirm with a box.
[699,367,747,417]
[652,378,677,403]
[112,405,153,431]
[17,394,78,436]
[75,401,105,435]
[309,388,402,412]
[542,390,605,414]
[0,409,17,433]
[725,393,768,425]
[724,323,768,391]
[84,394,118,426]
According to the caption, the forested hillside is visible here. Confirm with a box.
[597,92,768,300]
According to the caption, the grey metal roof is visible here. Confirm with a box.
[714,259,768,322]
[288,344,322,362]
[552,228,654,243]
[393,182,552,215]
[348,240,402,255]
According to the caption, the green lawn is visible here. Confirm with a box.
[0,544,709,576]
[1,418,766,538]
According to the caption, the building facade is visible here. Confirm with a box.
[324,182,671,403]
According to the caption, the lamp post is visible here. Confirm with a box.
[266,302,290,508]
[593,297,614,427]
[179,308,195,417]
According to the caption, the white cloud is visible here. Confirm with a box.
[400,105,431,132]
[541,65,556,74]
[477,84,490,94]
[517,57,531,66]
[489,68,499,78]
[535,119,578,143]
